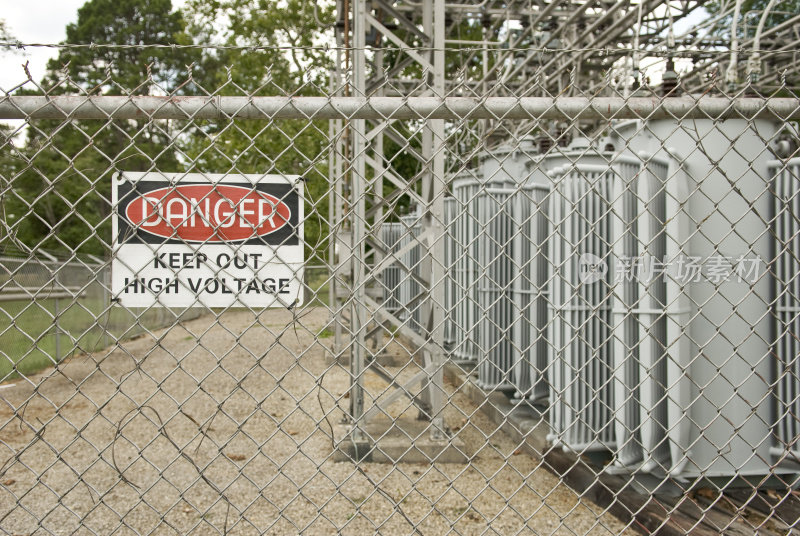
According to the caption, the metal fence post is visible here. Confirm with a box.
[103,265,110,349]
[347,0,368,443]
[53,296,60,363]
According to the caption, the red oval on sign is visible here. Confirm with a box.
[125,184,292,242]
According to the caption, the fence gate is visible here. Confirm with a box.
[2,28,800,536]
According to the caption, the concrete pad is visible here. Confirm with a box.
[332,417,471,464]
[443,362,550,454]
[322,351,412,368]
[325,350,349,366]
[375,351,409,367]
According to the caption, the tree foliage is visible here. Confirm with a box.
[0,19,15,48]
[6,0,199,257]
[50,0,196,92]
[5,0,337,263]
[183,0,335,263]
[706,0,800,37]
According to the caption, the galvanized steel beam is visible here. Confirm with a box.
[2,96,799,120]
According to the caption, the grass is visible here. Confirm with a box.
[304,268,331,307]
[0,297,102,380]
[0,267,335,381]
[0,292,198,381]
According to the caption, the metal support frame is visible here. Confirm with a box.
[418,0,447,439]
[332,0,452,441]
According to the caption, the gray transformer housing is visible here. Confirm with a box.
[443,197,457,351]
[475,184,548,400]
[772,157,800,465]
[473,141,549,400]
[397,212,423,334]
[607,119,780,479]
[381,222,404,317]
[451,171,483,365]
[444,121,794,481]
[532,142,658,454]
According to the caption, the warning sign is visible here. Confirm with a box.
[112,172,304,308]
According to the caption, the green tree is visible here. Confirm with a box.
[6,0,198,257]
[0,19,15,46]
[707,0,800,36]
[183,0,335,263]
[50,0,195,92]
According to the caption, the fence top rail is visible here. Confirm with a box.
[0,289,88,303]
[0,255,103,268]
[1,95,798,121]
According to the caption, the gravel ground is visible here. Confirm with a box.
[0,308,630,535]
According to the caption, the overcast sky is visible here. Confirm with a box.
[0,0,186,92]
[1,0,706,94]
[1,0,85,91]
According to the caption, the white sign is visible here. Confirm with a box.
[112,172,304,308]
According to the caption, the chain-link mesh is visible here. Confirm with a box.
[1,43,800,535]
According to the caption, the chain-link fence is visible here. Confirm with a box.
[1,43,800,535]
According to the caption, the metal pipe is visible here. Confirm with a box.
[443,39,502,45]
[348,0,367,440]
[2,95,798,120]
[497,0,599,85]
[748,0,780,83]
[457,0,541,92]
[327,77,338,353]
[397,0,489,11]
[54,297,60,362]
[679,11,800,91]
[0,291,85,302]
[629,0,644,93]
[511,0,660,93]
[332,27,345,362]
